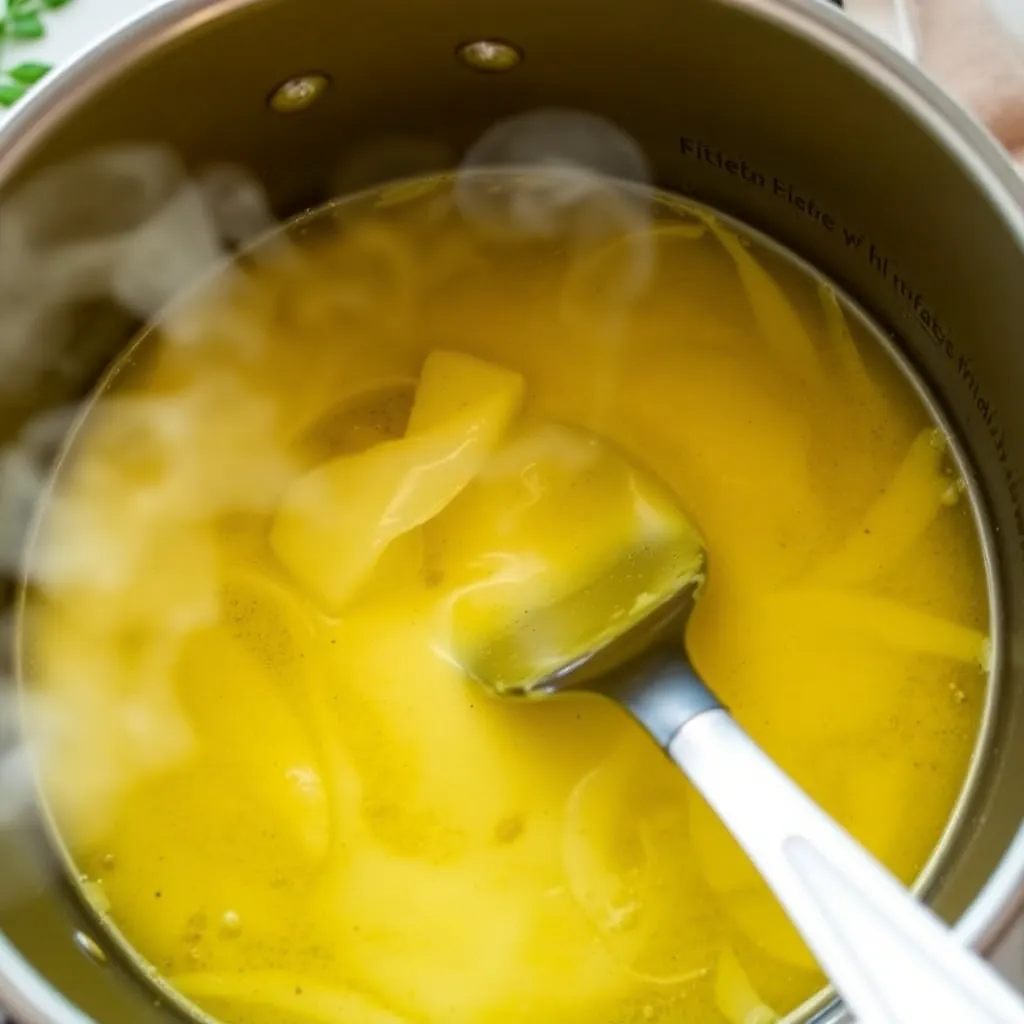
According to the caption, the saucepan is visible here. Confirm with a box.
[1,0,1024,1021]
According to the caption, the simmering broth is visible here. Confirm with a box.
[20,171,989,1024]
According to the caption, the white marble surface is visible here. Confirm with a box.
[0,0,1022,1005]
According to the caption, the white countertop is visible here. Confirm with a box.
[0,0,159,127]
[0,0,1022,1005]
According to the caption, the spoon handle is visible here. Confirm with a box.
[669,708,1024,1024]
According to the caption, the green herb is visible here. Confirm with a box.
[8,59,49,82]
[0,81,24,105]
[0,0,72,108]
[9,12,44,39]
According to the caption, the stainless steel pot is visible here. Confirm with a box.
[2,0,1024,1021]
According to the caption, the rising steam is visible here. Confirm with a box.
[456,107,658,353]
[0,109,657,884]
[0,144,287,851]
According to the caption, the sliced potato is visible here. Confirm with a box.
[171,971,409,1024]
[322,840,642,1024]
[561,740,703,981]
[426,421,703,690]
[271,350,524,611]
[714,948,781,1024]
[720,887,819,975]
[175,625,330,862]
[773,588,987,666]
[811,427,950,586]
[701,216,819,384]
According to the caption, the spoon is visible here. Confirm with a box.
[461,545,1024,1024]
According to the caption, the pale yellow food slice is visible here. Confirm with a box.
[688,788,762,897]
[175,625,330,862]
[811,427,950,586]
[561,739,705,983]
[427,421,703,690]
[702,215,819,383]
[772,588,987,666]
[690,739,921,978]
[818,283,883,419]
[322,600,552,853]
[171,971,409,1024]
[721,888,820,975]
[687,585,907,740]
[714,949,782,1024]
[687,776,817,974]
[271,350,525,612]
[321,840,643,1024]
[217,568,364,853]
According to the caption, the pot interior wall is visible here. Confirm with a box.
[2,0,1024,1021]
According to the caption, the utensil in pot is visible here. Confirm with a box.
[461,518,1024,1024]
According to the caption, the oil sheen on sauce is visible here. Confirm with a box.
[21,171,989,1024]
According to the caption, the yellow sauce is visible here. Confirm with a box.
[22,173,989,1024]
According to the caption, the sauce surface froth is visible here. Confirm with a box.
[22,172,989,1024]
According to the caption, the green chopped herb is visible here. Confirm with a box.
[9,12,44,39]
[0,0,75,107]
[0,81,26,106]
[8,59,50,83]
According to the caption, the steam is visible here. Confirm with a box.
[0,405,77,574]
[0,150,197,411]
[456,109,653,267]
[456,109,660,419]
[0,110,659,894]
[0,143,292,858]
[458,109,658,327]
[195,164,279,251]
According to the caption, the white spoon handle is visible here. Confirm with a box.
[669,709,1024,1024]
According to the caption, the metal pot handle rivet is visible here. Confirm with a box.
[456,40,523,73]
[268,73,331,113]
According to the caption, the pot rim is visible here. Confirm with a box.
[2,0,1024,1021]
